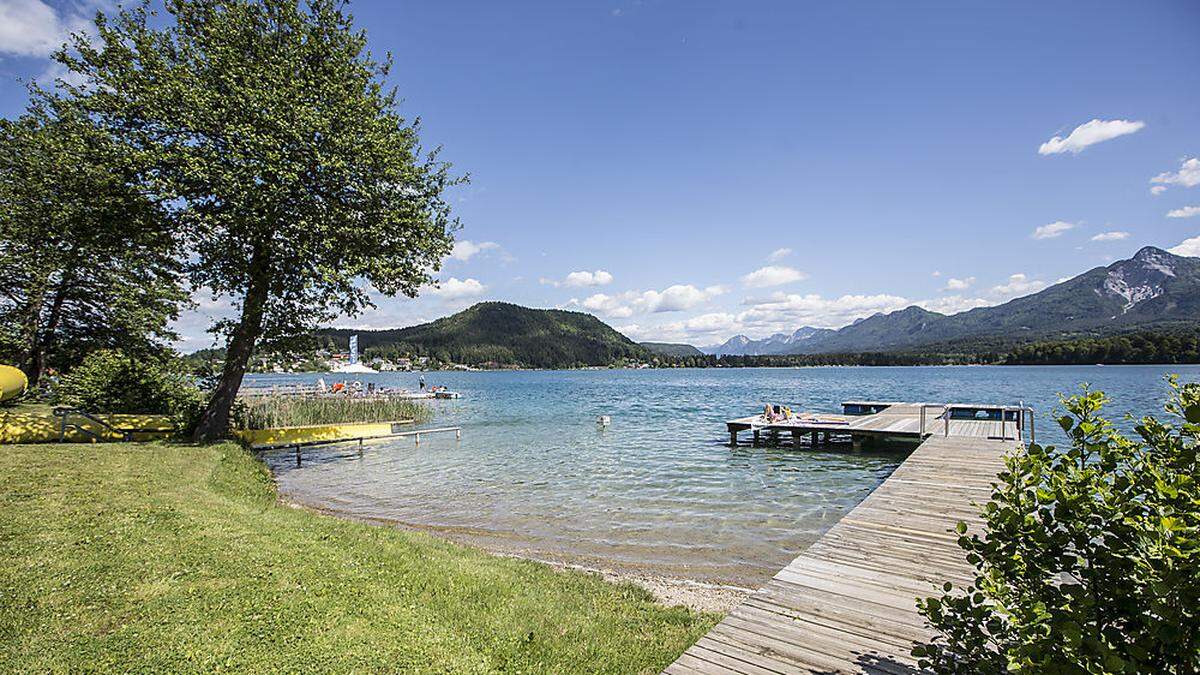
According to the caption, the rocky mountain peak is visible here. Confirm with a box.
[1099,247,1178,312]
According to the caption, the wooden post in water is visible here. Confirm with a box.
[752,429,760,446]
[811,431,818,448]
[730,429,738,446]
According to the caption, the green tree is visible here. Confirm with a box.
[57,0,461,440]
[914,380,1200,673]
[0,102,184,385]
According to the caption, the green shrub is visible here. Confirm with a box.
[914,378,1200,673]
[57,350,205,429]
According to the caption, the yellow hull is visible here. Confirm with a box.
[234,420,413,449]
[0,411,175,444]
[0,365,27,402]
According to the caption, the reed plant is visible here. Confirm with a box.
[234,395,432,429]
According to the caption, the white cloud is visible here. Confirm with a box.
[1167,206,1200,219]
[741,265,808,288]
[1037,119,1145,155]
[579,284,726,318]
[737,292,912,331]
[563,270,613,287]
[449,240,500,262]
[1151,186,1168,196]
[991,273,1046,299]
[425,277,486,300]
[1169,235,1200,257]
[1032,220,1076,239]
[579,293,633,318]
[613,323,651,341]
[0,0,92,58]
[931,270,942,277]
[917,295,993,315]
[1151,158,1200,192]
[1091,231,1130,241]
[943,277,975,291]
[767,247,792,262]
[642,284,727,312]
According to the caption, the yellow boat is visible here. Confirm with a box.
[0,365,27,402]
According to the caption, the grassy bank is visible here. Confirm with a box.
[0,442,715,672]
[236,395,433,429]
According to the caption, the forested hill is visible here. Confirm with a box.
[641,342,704,357]
[318,302,649,368]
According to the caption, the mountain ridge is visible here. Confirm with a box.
[707,247,1200,355]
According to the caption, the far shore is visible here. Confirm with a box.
[241,361,1200,377]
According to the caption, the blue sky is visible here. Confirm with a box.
[3,1,1200,350]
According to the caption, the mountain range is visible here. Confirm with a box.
[703,246,1200,356]
[309,247,1200,368]
[705,326,835,356]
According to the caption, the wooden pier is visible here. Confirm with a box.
[727,401,1030,450]
[666,401,1026,674]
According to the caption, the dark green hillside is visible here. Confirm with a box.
[641,342,704,357]
[319,302,649,368]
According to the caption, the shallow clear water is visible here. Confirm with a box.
[248,365,1199,586]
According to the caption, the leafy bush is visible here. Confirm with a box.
[915,378,1200,673]
[57,350,206,430]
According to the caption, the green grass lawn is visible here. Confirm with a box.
[0,442,715,673]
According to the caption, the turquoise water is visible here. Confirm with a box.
[249,365,1199,586]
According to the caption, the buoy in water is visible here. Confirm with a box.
[597,415,611,426]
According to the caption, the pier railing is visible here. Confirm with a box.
[938,404,1035,442]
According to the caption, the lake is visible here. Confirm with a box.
[248,365,1199,587]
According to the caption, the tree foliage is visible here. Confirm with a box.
[58,349,205,424]
[57,0,461,439]
[0,102,184,384]
[1004,329,1200,365]
[914,380,1200,673]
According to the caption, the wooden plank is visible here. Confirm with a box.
[668,422,1018,674]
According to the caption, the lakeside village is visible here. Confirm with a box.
[189,335,662,374]
[223,347,660,374]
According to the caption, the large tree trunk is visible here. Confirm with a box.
[18,279,48,387]
[193,261,271,443]
[28,277,73,387]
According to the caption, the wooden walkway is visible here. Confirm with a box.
[727,402,1028,447]
[666,433,1019,674]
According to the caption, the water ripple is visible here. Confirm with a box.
[255,365,1199,586]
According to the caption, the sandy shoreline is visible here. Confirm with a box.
[283,499,754,613]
